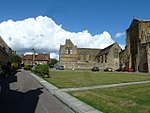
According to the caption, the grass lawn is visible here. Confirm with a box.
[69,83,150,113]
[44,70,150,88]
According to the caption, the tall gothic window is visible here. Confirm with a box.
[65,48,73,54]
[114,49,118,58]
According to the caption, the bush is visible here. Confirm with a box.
[32,64,50,78]
[24,65,32,70]
[11,62,19,69]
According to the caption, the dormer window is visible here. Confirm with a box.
[65,48,73,54]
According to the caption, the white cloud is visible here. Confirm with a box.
[0,16,115,59]
[115,32,125,38]
[119,44,125,50]
[50,52,59,60]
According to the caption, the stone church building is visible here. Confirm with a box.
[59,39,122,70]
[120,19,150,72]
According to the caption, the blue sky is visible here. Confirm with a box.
[0,0,150,57]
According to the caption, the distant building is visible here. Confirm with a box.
[59,39,121,70]
[120,19,150,72]
[22,55,33,65]
[22,53,50,65]
[34,54,50,65]
[0,36,12,65]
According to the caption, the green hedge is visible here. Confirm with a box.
[24,65,32,70]
[32,64,50,77]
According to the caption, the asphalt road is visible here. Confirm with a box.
[0,70,74,113]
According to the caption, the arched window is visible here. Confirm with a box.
[114,49,118,58]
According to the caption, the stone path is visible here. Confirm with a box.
[30,72,150,113]
[59,80,150,92]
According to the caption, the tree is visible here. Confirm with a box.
[11,55,21,68]
[49,59,58,67]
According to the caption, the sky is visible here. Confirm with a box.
[0,0,150,59]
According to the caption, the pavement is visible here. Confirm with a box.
[0,70,74,113]
[30,71,150,113]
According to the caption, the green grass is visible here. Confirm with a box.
[69,83,150,113]
[44,70,150,88]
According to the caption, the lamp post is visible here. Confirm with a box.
[32,48,35,66]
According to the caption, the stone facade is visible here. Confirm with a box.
[59,39,100,69]
[120,19,150,72]
[0,36,12,65]
[59,39,78,63]
[59,39,122,70]
[96,42,122,70]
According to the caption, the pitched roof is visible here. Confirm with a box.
[22,55,33,60]
[22,54,50,61]
[96,43,115,57]
[34,54,50,61]
[78,48,100,55]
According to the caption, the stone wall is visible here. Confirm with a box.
[138,46,148,72]
[96,43,122,70]
[61,62,96,70]
[0,36,12,65]
[147,44,150,72]
[59,39,78,63]
[124,19,150,72]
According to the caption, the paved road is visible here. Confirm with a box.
[0,70,74,113]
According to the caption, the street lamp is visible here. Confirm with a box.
[32,48,35,66]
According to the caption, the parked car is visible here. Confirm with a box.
[115,68,122,72]
[91,67,99,72]
[122,67,134,72]
[104,67,114,72]
[56,65,64,70]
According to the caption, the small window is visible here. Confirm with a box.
[65,48,73,54]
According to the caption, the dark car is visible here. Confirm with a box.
[56,65,64,70]
[91,67,99,72]
[104,67,114,72]
[115,68,122,72]
[59,66,64,70]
